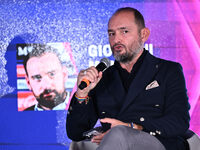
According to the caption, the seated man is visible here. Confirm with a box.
[66,7,190,150]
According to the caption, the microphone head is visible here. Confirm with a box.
[100,58,110,68]
[96,58,110,72]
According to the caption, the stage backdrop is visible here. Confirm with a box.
[0,0,200,149]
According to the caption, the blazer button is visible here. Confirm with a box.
[101,111,106,118]
[156,130,161,135]
[156,65,159,69]
[150,132,156,136]
[140,117,145,122]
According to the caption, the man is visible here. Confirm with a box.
[23,44,69,111]
[66,7,190,150]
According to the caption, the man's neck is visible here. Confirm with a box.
[120,49,144,73]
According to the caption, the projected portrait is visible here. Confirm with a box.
[17,43,78,111]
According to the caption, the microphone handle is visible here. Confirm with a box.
[78,61,107,90]
[78,78,91,90]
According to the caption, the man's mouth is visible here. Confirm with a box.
[113,44,124,51]
[43,92,55,99]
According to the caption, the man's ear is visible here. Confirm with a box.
[25,75,32,90]
[140,27,150,42]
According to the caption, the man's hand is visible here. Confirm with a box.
[101,118,143,130]
[101,118,144,130]
[76,66,103,97]
[91,118,143,144]
[91,130,109,145]
[100,118,129,128]
[91,118,129,145]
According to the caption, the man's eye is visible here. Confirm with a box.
[108,32,115,36]
[49,72,55,77]
[123,30,128,34]
[32,75,42,81]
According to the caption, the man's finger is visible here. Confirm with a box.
[100,118,114,124]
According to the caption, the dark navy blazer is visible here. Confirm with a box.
[67,51,190,150]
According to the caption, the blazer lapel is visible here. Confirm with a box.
[119,52,161,114]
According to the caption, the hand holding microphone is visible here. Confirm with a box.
[76,58,110,97]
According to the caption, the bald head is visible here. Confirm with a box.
[109,7,145,32]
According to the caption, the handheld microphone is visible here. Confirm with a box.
[78,58,110,90]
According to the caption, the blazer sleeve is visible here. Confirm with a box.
[66,95,98,141]
[139,63,190,138]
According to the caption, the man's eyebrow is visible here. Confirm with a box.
[108,27,128,32]
[31,74,41,79]
[119,27,128,30]
[48,70,55,73]
[108,29,114,32]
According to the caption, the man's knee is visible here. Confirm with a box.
[108,125,127,136]
[98,126,166,150]
[97,126,131,149]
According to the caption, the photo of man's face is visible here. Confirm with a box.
[17,43,77,111]
[25,52,68,110]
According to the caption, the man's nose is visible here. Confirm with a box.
[41,76,53,89]
[113,33,122,44]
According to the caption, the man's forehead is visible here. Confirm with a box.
[108,12,135,27]
[108,20,136,32]
[109,11,135,22]
[28,52,59,63]
[27,53,62,74]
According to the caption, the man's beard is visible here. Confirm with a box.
[112,38,143,63]
[36,89,66,109]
